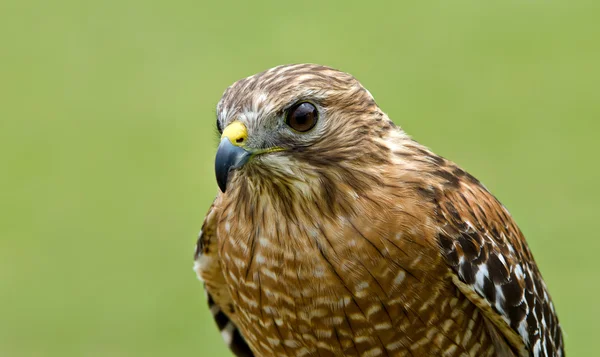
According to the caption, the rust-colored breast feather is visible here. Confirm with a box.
[206,183,499,356]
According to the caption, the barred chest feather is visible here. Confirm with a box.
[213,181,500,357]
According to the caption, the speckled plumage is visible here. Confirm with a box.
[194,64,564,357]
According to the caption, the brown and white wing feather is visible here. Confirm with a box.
[433,165,564,357]
[194,200,254,357]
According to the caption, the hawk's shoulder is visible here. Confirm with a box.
[420,158,564,357]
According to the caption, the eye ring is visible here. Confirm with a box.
[285,102,318,133]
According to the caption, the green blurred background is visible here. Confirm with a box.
[1,1,598,356]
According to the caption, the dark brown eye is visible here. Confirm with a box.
[286,102,318,132]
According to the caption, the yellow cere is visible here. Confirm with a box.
[221,121,248,147]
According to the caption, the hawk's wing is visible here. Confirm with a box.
[432,165,564,357]
[194,200,254,357]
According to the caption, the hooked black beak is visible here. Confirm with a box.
[215,137,251,192]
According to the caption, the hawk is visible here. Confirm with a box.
[194,64,564,357]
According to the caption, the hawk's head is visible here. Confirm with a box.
[214,64,402,195]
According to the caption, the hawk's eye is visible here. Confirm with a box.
[286,102,318,132]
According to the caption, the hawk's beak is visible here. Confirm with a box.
[215,121,251,193]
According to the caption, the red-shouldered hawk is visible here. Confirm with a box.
[194,64,564,357]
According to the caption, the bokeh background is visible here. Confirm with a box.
[2,1,598,356]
